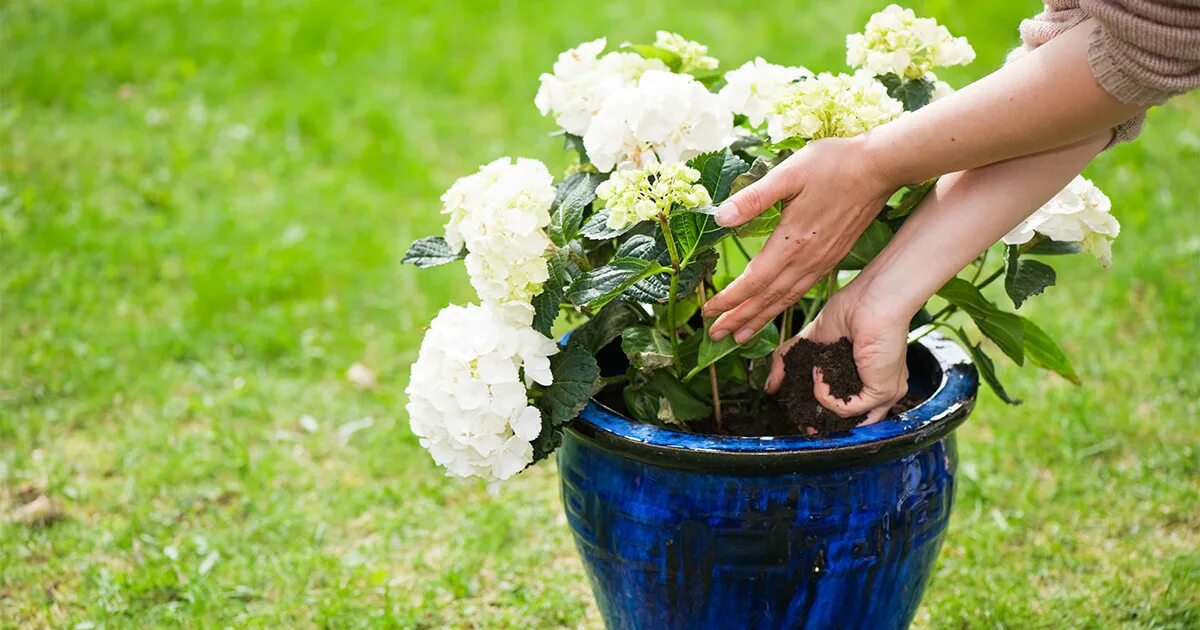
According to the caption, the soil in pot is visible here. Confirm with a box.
[596,338,924,438]
[776,337,867,435]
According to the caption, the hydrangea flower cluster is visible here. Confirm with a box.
[584,70,734,172]
[535,38,668,137]
[1003,175,1120,267]
[653,31,720,73]
[719,57,813,127]
[406,303,559,483]
[845,4,975,79]
[441,157,557,306]
[764,71,903,144]
[595,162,712,230]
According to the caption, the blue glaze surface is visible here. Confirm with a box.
[558,333,978,630]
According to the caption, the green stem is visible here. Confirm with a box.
[658,217,683,372]
[781,303,794,341]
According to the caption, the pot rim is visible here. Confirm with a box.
[566,331,978,473]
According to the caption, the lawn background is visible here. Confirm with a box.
[1,0,1197,627]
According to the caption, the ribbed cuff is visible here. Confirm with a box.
[1087,24,1174,106]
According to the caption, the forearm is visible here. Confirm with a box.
[861,19,1143,186]
[854,133,1109,319]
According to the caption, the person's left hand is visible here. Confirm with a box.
[765,281,911,425]
[703,135,897,344]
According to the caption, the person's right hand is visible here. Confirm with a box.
[765,280,911,425]
[703,136,898,344]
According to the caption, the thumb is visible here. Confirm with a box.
[714,167,793,228]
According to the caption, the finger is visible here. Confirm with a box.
[859,406,890,426]
[702,243,797,319]
[812,368,896,419]
[765,332,805,393]
[709,270,817,343]
[714,166,796,228]
[766,350,786,394]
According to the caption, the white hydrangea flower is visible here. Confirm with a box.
[1003,175,1120,268]
[440,157,556,305]
[764,71,903,144]
[719,57,813,127]
[406,302,559,483]
[595,162,712,230]
[535,38,668,137]
[584,70,734,172]
[846,4,975,79]
[653,31,719,73]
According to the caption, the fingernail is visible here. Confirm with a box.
[710,328,729,341]
[714,203,736,227]
[734,327,755,344]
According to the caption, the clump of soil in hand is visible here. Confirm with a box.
[776,337,867,435]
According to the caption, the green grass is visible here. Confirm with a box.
[1,0,1197,626]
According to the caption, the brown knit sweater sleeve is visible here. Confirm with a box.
[1082,0,1200,106]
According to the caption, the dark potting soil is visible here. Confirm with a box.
[775,337,867,435]
[597,338,926,438]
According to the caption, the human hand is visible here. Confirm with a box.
[765,282,911,426]
[703,136,897,344]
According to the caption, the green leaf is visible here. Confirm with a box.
[879,74,935,111]
[1025,238,1084,255]
[1022,318,1081,384]
[729,133,765,154]
[548,172,605,247]
[1004,245,1057,309]
[401,236,464,268]
[623,249,717,304]
[531,249,570,337]
[694,149,750,204]
[736,203,781,237]
[561,133,589,164]
[620,325,674,370]
[684,323,778,381]
[767,137,808,152]
[669,210,729,263]
[622,384,661,424]
[615,234,659,260]
[623,43,682,71]
[885,178,937,220]
[738,321,779,359]
[954,327,1022,405]
[565,257,670,310]
[579,210,639,240]
[538,345,601,427]
[626,369,711,426]
[728,156,772,198]
[936,277,1025,365]
[570,301,646,354]
[839,220,894,270]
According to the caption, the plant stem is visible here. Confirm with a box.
[781,302,794,341]
[970,247,989,284]
[697,281,723,430]
[658,217,683,372]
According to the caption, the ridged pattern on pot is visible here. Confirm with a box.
[559,434,957,630]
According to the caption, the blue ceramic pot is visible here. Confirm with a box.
[558,333,977,630]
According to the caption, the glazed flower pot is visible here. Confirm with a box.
[557,332,978,630]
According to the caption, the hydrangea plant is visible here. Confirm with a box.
[404,6,1120,484]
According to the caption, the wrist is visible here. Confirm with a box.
[844,262,929,324]
[858,125,918,188]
